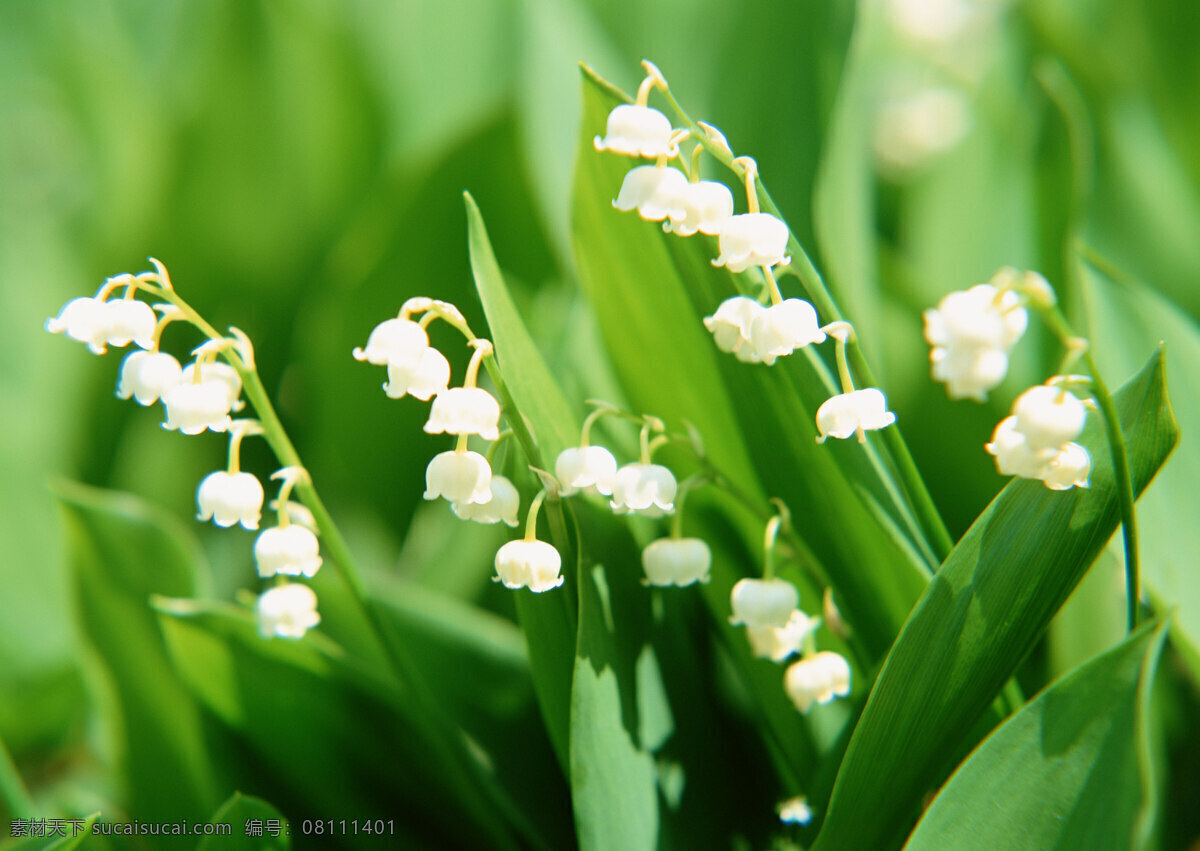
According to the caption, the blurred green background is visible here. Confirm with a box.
[4,0,1200,839]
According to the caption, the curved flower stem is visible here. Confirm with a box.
[658,88,954,563]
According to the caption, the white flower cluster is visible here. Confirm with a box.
[48,266,323,640]
[986,384,1091,490]
[594,65,898,446]
[729,577,852,713]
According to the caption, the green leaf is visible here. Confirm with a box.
[814,350,1178,850]
[198,792,289,851]
[465,191,580,774]
[49,480,219,821]
[905,620,1169,851]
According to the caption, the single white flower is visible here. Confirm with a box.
[385,347,451,401]
[424,450,493,505]
[729,578,799,629]
[815,389,897,442]
[929,345,1011,402]
[1012,385,1087,451]
[352,316,429,368]
[785,651,852,712]
[196,471,265,530]
[703,296,766,363]
[641,537,712,587]
[181,361,244,411]
[256,583,321,640]
[254,525,322,578]
[711,213,791,273]
[452,474,520,526]
[104,299,157,350]
[161,379,234,435]
[612,165,688,222]
[1042,442,1091,491]
[745,609,816,662]
[776,795,814,826]
[424,387,501,440]
[593,104,676,158]
[46,296,113,354]
[555,445,619,496]
[662,179,734,237]
[749,299,826,365]
[116,350,184,405]
[609,463,677,517]
[985,416,1054,479]
[494,539,563,593]
[924,283,1028,401]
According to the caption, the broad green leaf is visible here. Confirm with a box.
[1082,255,1200,674]
[572,66,934,660]
[814,350,1178,850]
[465,192,579,770]
[49,480,219,822]
[0,735,33,820]
[154,598,524,850]
[906,620,1168,851]
[197,792,289,851]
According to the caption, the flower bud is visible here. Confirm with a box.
[641,537,711,587]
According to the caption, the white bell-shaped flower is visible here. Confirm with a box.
[613,165,688,222]
[254,525,323,578]
[609,463,677,517]
[104,299,157,350]
[745,609,816,662]
[1012,385,1087,451]
[424,387,501,440]
[117,350,184,405]
[196,471,265,530]
[712,213,791,273]
[749,299,826,365]
[384,347,450,401]
[729,578,799,629]
[352,317,429,368]
[555,445,619,496]
[815,388,896,442]
[256,583,321,639]
[494,540,564,593]
[593,104,675,158]
[703,296,766,362]
[181,362,243,411]
[452,474,519,526]
[929,345,1011,402]
[986,416,1055,479]
[161,380,234,435]
[641,537,712,587]
[663,179,734,237]
[784,651,852,713]
[1042,442,1091,491]
[46,296,114,354]
[424,450,493,505]
[924,284,1027,351]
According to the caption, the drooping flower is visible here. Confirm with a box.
[161,379,234,435]
[45,296,114,354]
[923,283,1028,401]
[749,299,826,365]
[745,609,816,662]
[181,361,243,411]
[384,347,450,401]
[256,583,321,640]
[984,416,1056,479]
[1042,442,1091,491]
[815,389,896,442]
[1011,385,1087,451]
[663,179,734,237]
[556,445,619,496]
[784,651,852,713]
[593,104,676,158]
[196,471,265,530]
[729,578,799,629]
[494,539,563,593]
[352,317,429,369]
[641,537,712,587]
[424,387,501,440]
[254,525,323,578]
[452,474,519,526]
[424,450,493,505]
[104,299,157,350]
[117,350,184,405]
[612,165,688,222]
[703,296,766,363]
[711,213,791,272]
[610,463,677,517]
